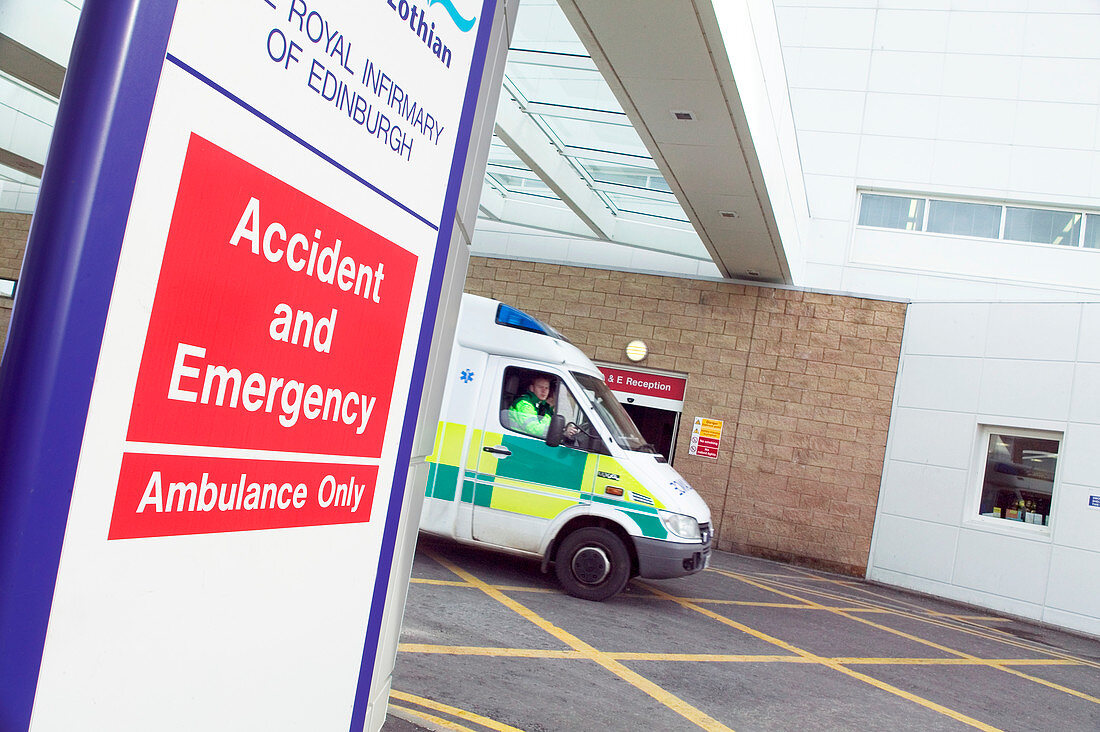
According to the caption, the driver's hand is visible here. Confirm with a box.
[565,423,579,438]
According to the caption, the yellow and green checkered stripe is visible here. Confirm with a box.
[425,421,668,539]
[424,421,469,502]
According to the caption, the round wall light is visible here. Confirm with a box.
[625,339,648,362]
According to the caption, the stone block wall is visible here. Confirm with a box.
[0,212,31,341]
[464,256,906,575]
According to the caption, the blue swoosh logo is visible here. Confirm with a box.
[429,0,476,32]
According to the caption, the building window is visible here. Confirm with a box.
[1083,214,1100,249]
[1004,207,1081,247]
[858,194,924,230]
[857,191,1100,250]
[926,200,1001,239]
[978,429,1060,527]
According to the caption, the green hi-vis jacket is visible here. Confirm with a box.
[508,391,553,437]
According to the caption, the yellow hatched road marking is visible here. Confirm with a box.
[400,644,584,659]
[391,689,525,732]
[400,644,807,663]
[389,704,477,732]
[712,567,1094,663]
[408,577,558,594]
[406,576,900,605]
[642,583,1004,732]
[399,643,1086,668]
[669,598,894,611]
[424,549,735,732]
[410,578,472,587]
[716,568,1100,698]
[714,570,1100,706]
[835,657,1082,666]
[761,570,1085,656]
[924,613,1014,622]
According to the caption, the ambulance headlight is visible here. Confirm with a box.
[659,510,701,540]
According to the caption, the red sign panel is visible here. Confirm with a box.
[601,366,686,400]
[109,453,376,539]
[111,135,415,538]
[691,436,720,459]
[126,134,416,456]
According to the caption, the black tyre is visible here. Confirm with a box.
[554,527,631,601]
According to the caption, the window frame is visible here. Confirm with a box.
[856,190,1100,251]
[966,424,1062,537]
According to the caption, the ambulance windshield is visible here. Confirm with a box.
[572,372,651,452]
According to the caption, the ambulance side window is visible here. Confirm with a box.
[500,367,557,438]
[499,366,608,454]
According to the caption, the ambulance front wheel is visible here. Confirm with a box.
[554,527,631,601]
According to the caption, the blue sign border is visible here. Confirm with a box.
[0,0,497,729]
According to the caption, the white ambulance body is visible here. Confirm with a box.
[419,294,712,600]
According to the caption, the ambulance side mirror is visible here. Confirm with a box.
[546,414,565,447]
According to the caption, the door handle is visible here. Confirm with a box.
[483,445,511,457]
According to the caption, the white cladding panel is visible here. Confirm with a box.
[895,356,982,413]
[952,528,1051,606]
[1068,363,1100,424]
[1049,481,1100,554]
[1075,304,1100,361]
[774,1,1100,300]
[870,514,958,584]
[1045,545,1100,635]
[878,462,967,526]
[870,301,1100,631]
[977,360,1075,421]
[1058,422,1100,485]
[983,303,1081,360]
[886,407,974,470]
[901,302,989,357]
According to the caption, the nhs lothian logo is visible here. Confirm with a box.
[386,0,477,68]
[430,0,476,32]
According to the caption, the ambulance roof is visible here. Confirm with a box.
[457,294,598,372]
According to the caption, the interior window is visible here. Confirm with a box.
[978,430,1059,527]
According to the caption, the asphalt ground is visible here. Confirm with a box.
[383,534,1100,732]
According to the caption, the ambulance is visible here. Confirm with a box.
[420,294,712,600]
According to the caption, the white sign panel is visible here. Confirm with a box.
[22,1,493,729]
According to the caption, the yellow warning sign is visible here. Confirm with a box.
[689,417,723,458]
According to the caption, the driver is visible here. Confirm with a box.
[509,375,580,440]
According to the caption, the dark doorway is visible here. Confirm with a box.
[623,402,680,462]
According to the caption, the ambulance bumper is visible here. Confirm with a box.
[635,535,711,579]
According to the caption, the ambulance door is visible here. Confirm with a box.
[469,362,599,553]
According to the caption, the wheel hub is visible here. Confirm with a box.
[572,546,611,585]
